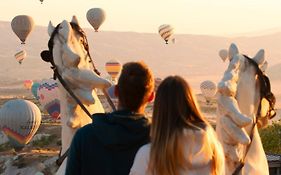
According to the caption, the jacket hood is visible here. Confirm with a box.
[91,110,150,150]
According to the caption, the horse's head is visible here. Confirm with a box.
[41,16,99,74]
[218,43,275,128]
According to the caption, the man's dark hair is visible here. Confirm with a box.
[117,62,154,112]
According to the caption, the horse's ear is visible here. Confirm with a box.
[48,21,55,36]
[253,49,265,66]
[71,16,80,26]
[228,43,239,60]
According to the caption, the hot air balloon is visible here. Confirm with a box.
[261,61,268,73]
[31,82,40,99]
[14,50,27,64]
[39,0,44,4]
[107,85,117,100]
[154,77,162,91]
[24,80,33,90]
[219,49,228,62]
[86,8,106,32]
[105,59,122,83]
[158,24,174,44]
[200,80,217,104]
[11,15,35,44]
[37,79,60,119]
[0,99,41,151]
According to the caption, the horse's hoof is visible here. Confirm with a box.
[67,117,80,128]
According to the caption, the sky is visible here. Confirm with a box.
[2,0,281,36]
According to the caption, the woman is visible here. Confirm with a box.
[130,76,225,175]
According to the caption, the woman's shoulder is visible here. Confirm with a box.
[136,143,151,157]
[130,143,151,175]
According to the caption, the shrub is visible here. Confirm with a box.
[259,121,281,154]
[32,135,57,147]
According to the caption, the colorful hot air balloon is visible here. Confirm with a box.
[11,15,35,44]
[31,82,40,99]
[14,50,27,64]
[0,99,41,151]
[37,79,60,119]
[86,8,106,32]
[219,49,228,62]
[105,59,122,82]
[158,24,174,44]
[24,80,33,90]
[200,80,217,104]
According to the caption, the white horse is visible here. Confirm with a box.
[216,43,275,175]
[42,16,111,174]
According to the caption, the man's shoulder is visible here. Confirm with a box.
[76,113,109,132]
[92,112,109,119]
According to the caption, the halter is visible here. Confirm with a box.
[232,55,276,175]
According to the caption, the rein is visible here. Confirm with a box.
[232,56,276,175]
[41,22,116,166]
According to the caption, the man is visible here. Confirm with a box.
[65,62,154,175]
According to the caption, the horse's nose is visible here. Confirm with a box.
[59,20,71,42]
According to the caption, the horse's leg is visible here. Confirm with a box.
[242,127,269,175]
[56,92,76,175]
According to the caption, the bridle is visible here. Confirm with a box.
[232,55,276,175]
[40,22,116,166]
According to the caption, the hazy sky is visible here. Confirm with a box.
[2,0,281,36]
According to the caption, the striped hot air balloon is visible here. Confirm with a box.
[24,80,33,90]
[15,50,27,64]
[37,79,60,119]
[105,59,122,82]
[158,24,174,44]
[219,49,228,62]
[200,80,217,103]
[0,99,41,151]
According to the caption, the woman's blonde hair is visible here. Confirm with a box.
[149,76,223,175]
